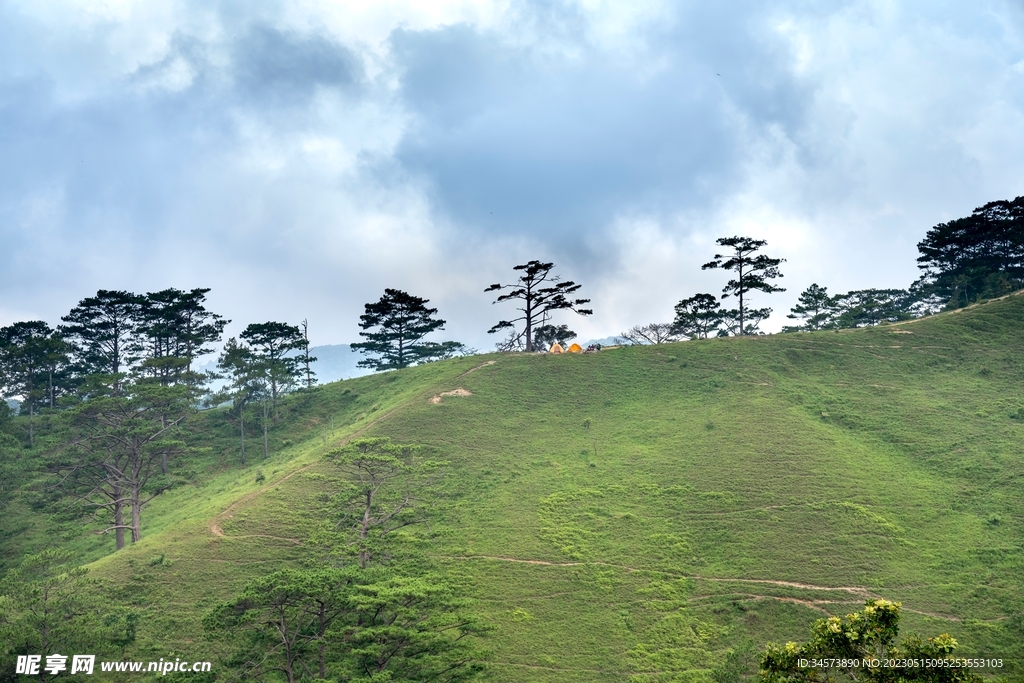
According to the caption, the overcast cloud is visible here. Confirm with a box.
[2,0,1023,350]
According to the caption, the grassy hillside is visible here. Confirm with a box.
[5,294,1024,681]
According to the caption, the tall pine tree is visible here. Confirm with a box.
[138,288,228,385]
[701,237,785,336]
[485,261,592,351]
[59,290,146,395]
[239,322,305,420]
[352,290,447,371]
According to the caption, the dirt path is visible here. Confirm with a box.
[728,594,836,615]
[444,555,981,622]
[208,530,302,543]
[449,555,585,566]
[688,594,969,620]
[209,463,320,538]
[490,662,627,675]
[446,555,872,594]
[457,360,496,377]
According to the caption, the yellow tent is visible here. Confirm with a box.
[567,343,583,353]
[549,343,564,354]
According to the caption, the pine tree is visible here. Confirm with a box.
[215,337,266,463]
[833,288,914,328]
[785,284,839,331]
[671,293,724,339]
[138,288,228,385]
[485,260,592,351]
[60,382,193,549]
[299,319,318,389]
[352,290,447,371]
[59,290,146,395]
[701,237,785,335]
[239,322,304,420]
[0,322,69,447]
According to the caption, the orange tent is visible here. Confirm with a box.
[567,343,583,353]
[549,343,564,354]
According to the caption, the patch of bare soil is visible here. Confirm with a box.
[429,388,473,404]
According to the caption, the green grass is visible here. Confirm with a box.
[5,294,1024,680]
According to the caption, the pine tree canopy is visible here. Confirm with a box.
[352,289,447,371]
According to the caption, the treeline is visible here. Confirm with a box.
[0,290,321,416]
[621,195,1024,344]
[0,289,228,446]
[0,288,327,553]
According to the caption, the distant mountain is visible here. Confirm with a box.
[582,336,623,347]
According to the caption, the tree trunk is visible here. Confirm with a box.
[160,415,167,473]
[302,319,313,389]
[318,606,327,679]
[360,489,372,569]
[112,336,121,396]
[114,493,125,550]
[738,263,745,336]
[282,631,296,683]
[398,325,405,368]
[263,402,270,460]
[131,484,142,543]
[525,296,533,352]
[240,411,246,464]
[28,404,34,449]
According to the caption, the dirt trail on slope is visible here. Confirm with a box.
[458,360,496,377]
[207,531,302,543]
[491,662,628,675]
[448,555,873,594]
[442,555,976,622]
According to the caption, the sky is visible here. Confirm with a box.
[2,0,1024,351]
